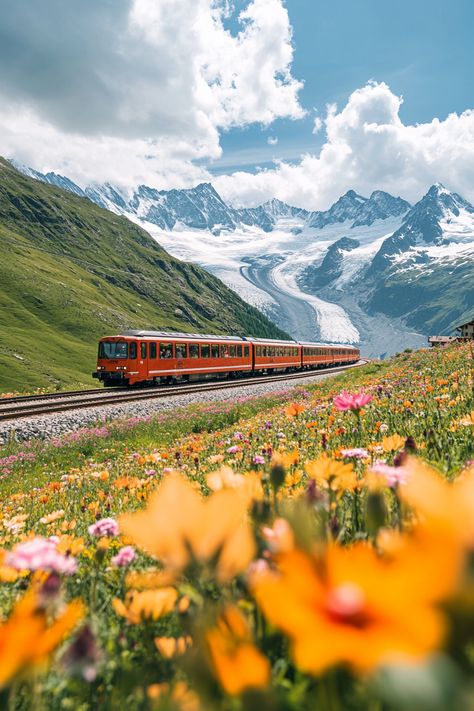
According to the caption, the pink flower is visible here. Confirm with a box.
[7,537,77,575]
[262,518,294,553]
[370,460,408,487]
[340,448,369,459]
[111,546,136,567]
[252,455,265,465]
[333,390,373,412]
[144,469,156,476]
[88,518,119,537]
[226,445,240,454]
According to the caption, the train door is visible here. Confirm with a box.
[137,341,149,382]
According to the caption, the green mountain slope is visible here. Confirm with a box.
[0,158,288,392]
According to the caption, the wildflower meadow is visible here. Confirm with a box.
[0,344,473,710]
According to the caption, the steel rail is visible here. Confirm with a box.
[0,361,366,422]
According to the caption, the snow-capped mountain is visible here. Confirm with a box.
[300,183,474,342]
[9,159,473,356]
[9,160,410,234]
[307,189,410,229]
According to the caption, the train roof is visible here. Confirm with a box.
[298,341,359,349]
[106,331,359,349]
[119,330,247,342]
[245,337,298,346]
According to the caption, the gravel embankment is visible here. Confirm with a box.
[0,371,340,444]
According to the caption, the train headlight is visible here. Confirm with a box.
[97,366,105,371]
[115,366,127,371]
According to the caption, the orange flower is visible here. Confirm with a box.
[0,590,83,688]
[155,636,192,658]
[285,402,305,417]
[120,474,255,581]
[206,605,270,695]
[112,588,177,624]
[147,681,200,711]
[253,542,449,675]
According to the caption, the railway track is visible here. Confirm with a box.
[0,361,366,422]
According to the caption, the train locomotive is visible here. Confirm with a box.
[93,330,360,387]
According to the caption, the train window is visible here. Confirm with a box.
[176,344,187,359]
[201,344,210,358]
[149,342,157,359]
[129,342,137,359]
[256,346,261,357]
[220,345,228,358]
[263,347,267,357]
[244,346,250,357]
[189,344,199,358]
[211,344,219,358]
[140,342,147,359]
[160,343,173,359]
[237,345,242,357]
[99,341,129,359]
[229,345,236,357]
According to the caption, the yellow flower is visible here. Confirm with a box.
[125,568,176,590]
[112,588,177,624]
[206,605,270,696]
[381,434,405,452]
[305,456,357,492]
[120,474,255,581]
[252,541,450,675]
[272,449,299,468]
[459,411,474,426]
[206,465,245,491]
[0,590,83,688]
[400,459,474,551]
[39,510,65,525]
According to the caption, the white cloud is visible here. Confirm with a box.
[0,0,303,189]
[312,116,323,134]
[214,82,474,209]
[267,136,279,145]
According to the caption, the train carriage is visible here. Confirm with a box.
[250,338,301,373]
[300,342,359,369]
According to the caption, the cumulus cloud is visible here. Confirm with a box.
[0,0,303,188]
[214,82,474,209]
[267,136,279,145]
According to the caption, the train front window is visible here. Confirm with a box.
[99,341,128,359]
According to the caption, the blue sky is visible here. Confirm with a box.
[212,0,474,174]
[0,0,473,207]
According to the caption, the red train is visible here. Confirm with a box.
[93,330,360,387]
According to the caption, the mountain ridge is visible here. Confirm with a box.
[10,161,412,234]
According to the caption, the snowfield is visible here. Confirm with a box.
[134,215,407,348]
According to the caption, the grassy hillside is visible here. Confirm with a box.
[0,158,288,392]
